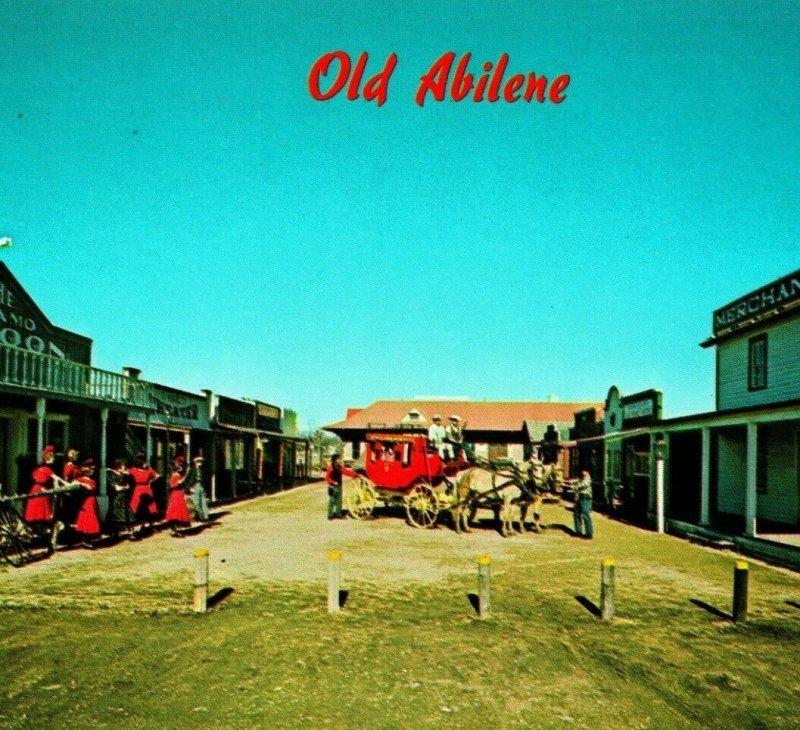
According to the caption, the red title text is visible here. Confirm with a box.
[308,52,570,107]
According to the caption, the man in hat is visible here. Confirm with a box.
[188,454,209,522]
[427,414,447,457]
[446,415,465,461]
[323,454,358,520]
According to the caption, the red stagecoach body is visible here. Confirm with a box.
[346,432,470,528]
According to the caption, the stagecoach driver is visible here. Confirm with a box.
[446,415,465,461]
[427,414,447,457]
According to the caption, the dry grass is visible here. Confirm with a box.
[0,485,799,729]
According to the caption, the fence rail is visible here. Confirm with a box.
[0,342,152,408]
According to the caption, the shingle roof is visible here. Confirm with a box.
[324,400,603,433]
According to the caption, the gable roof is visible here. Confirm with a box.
[324,399,603,434]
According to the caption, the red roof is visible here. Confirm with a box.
[324,400,603,433]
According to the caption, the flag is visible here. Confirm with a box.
[0,237,12,248]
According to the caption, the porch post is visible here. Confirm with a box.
[145,413,152,463]
[98,408,109,519]
[745,422,758,537]
[35,397,46,455]
[700,427,711,525]
[654,436,665,534]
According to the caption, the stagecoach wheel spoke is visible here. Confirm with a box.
[406,483,438,529]
[346,478,377,520]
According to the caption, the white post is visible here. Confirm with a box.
[654,437,665,534]
[700,427,711,525]
[327,550,342,613]
[98,408,109,520]
[745,422,758,537]
[35,397,46,455]
[193,548,209,613]
[477,555,491,618]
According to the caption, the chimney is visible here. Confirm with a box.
[122,367,141,379]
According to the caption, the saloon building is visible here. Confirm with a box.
[0,263,309,515]
[324,399,602,473]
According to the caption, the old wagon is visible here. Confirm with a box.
[345,432,470,528]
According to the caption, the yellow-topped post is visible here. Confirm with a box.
[328,550,342,613]
[193,548,210,613]
[733,560,749,623]
[477,555,491,618]
[600,558,615,620]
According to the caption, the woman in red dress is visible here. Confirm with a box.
[63,448,81,482]
[165,456,191,536]
[24,445,56,526]
[128,452,159,538]
[74,458,102,549]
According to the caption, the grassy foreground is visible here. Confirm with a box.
[0,500,799,729]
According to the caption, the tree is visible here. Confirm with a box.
[301,428,343,471]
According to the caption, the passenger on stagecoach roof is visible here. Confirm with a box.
[427,414,447,457]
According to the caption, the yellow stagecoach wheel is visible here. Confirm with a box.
[346,477,377,520]
[405,482,438,528]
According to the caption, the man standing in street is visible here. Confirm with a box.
[573,468,594,539]
[324,454,359,520]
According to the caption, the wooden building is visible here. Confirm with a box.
[0,263,309,517]
[325,399,601,475]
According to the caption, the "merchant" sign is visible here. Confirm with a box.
[713,269,800,335]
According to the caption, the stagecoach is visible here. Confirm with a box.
[345,432,470,528]
[345,431,565,534]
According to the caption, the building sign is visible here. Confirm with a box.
[129,386,209,429]
[713,269,800,335]
[623,399,653,420]
[622,389,662,428]
[217,395,256,429]
[0,263,92,364]
[256,402,282,432]
[604,386,662,432]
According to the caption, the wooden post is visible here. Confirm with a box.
[327,550,342,613]
[193,548,209,613]
[477,554,491,619]
[600,558,615,620]
[733,560,749,623]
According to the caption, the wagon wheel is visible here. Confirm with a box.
[405,482,439,529]
[0,508,33,567]
[346,478,377,520]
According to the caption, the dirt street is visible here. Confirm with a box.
[2,481,575,589]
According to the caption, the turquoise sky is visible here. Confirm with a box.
[2,1,798,429]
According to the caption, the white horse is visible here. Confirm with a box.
[451,457,556,536]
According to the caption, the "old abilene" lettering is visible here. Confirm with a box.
[307,51,570,107]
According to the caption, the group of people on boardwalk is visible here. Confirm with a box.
[22,445,210,550]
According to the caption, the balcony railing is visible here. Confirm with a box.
[0,341,153,409]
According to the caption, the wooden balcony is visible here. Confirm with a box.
[0,341,153,409]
